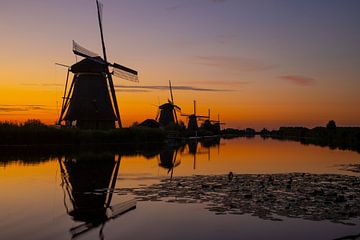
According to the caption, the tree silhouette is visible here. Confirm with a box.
[326,120,336,130]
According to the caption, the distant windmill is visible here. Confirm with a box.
[57,0,138,129]
[202,110,225,134]
[210,113,226,133]
[155,81,181,127]
[181,100,209,131]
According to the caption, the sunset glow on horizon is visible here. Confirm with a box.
[1,0,359,129]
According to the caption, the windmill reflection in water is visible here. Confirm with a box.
[158,142,184,180]
[58,152,136,240]
[158,137,221,179]
[187,137,220,170]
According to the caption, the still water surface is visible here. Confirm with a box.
[1,137,360,240]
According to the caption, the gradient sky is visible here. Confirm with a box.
[0,0,359,129]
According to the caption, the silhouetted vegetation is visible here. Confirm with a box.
[220,121,360,153]
[0,120,166,146]
[262,122,360,153]
[220,128,256,138]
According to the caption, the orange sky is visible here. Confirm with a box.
[0,0,359,129]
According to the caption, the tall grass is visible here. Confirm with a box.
[0,120,166,146]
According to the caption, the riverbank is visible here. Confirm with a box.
[262,127,360,153]
[0,121,166,145]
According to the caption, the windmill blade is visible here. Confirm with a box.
[55,63,70,69]
[72,40,100,58]
[97,0,103,24]
[113,63,137,75]
[174,109,179,124]
[155,108,160,120]
[170,149,179,179]
[174,105,181,111]
[169,80,174,104]
[197,115,210,119]
[112,63,138,82]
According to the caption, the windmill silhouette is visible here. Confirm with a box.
[58,0,138,129]
[158,147,181,180]
[202,110,225,134]
[58,153,136,240]
[155,81,181,127]
[181,100,209,131]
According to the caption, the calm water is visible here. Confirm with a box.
[1,137,360,240]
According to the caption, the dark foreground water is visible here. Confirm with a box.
[1,137,360,240]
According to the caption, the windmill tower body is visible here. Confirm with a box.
[63,58,116,130]
[156,81,180,127]
[158,103,176,127]
[187,115,198,131]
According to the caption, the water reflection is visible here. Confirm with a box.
[1,137,360,240]
[158,147,181,179]
[58,152,136,239]
[158,137,221,178]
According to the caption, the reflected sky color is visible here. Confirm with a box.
[0,0,359,128]
[1,138,360,239]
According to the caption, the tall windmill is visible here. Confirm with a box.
[155,81,181,127]
[181,100,209,131]
[58,153,136,239]
[57,0,138,129]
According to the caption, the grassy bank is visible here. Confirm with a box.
[220,121,360,153]
[0,120,166,146]
[262,126,360,153]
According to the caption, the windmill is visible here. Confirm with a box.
[158,147,181,180]
[181,100,209,131]
[210,113,226,133]
[201,110,225,134]
[57,0,138,129]
[58,153,136,239]
[155,80,181,127]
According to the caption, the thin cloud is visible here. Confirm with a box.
[194,56,275,72]
[182,80,249,86]
[279,75,316,86]
[116,89,150,93]
[0,104,47,112]
[20,83,63,87]
[115,85,231,92]
[167,0,227,11]
[216,33,239,44]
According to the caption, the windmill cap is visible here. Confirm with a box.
[71,57,107,74]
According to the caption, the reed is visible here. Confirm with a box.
[0,120,166,146]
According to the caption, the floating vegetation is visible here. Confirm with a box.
[114,173,360,224]
[340,164,360,173]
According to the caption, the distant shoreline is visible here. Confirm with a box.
[1,119,359,153]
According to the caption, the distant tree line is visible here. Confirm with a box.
[219,120,360,153]
[259,120,360,153]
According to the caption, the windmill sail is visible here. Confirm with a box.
[73,40,100,58]
[97,0,103,23]
[112,63,138,82]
